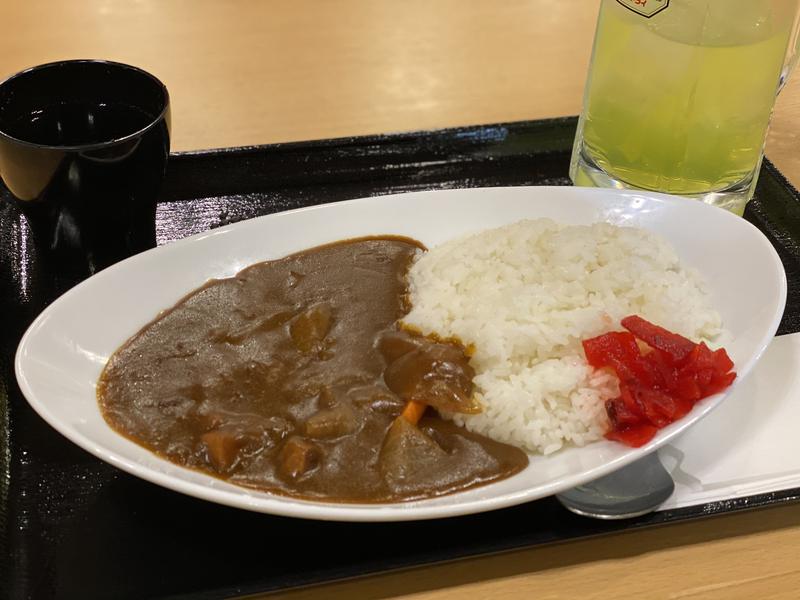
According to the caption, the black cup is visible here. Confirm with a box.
[0,59,170,276]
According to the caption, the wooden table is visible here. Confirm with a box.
[3,1,800,598]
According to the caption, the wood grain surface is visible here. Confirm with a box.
[2,2,800,599]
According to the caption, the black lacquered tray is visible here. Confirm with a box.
[2,117,800,600]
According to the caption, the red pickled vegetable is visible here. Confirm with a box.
[583,316,736,448]
[713,347,735,373]
[583,331,658,387]
[634,386,676,427]
[706,371,737,395]
[620,315,696,365]
[605,424,658,448]
[674,374,702,402]
[605,398,641,428]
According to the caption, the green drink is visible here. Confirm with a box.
[571,0,798,215]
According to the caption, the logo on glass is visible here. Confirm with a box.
[615,0,669,18]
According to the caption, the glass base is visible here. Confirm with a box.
[569,146,758,217]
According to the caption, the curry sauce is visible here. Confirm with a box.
[98,237,528,502]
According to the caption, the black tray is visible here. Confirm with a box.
[3,117,800,600]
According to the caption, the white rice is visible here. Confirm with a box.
[402,219,722,455]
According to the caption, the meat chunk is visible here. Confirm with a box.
[201,428,247,473]
[377,330,424,362]
[304,404,359,438]
[383,340,480,414]
[278,437,320,480]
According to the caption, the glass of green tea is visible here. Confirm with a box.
[570,0,800,215]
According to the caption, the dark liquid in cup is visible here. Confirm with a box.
[6,101,155,146]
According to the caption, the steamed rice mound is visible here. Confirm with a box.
[402,219,722,455]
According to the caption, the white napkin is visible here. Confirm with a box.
[658,333,800,510]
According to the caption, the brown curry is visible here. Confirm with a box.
[98,237,528,502]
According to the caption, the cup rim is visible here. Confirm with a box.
[0,59,170,151]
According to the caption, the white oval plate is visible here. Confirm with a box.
[15,186,786,521]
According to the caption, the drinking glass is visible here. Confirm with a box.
[570,0,800,215]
